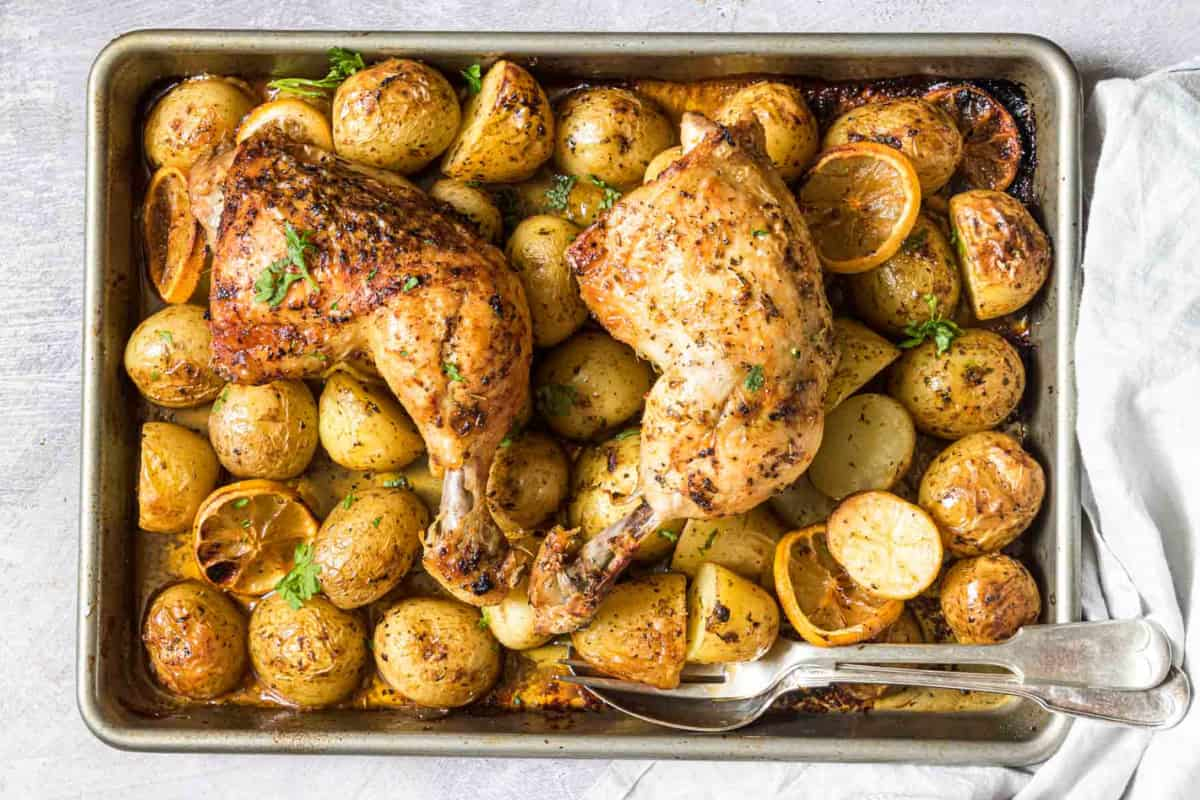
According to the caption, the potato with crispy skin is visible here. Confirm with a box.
[209,380,319,479]
[534,330,653,440]
[430,178,503,243]
[554,87,674,190]
[940,554,1041,643]
[823,318,901,412]
[124,304,224,408]
[138,422,220,533]
[950,190,1052,320]
[143,580,247,699]
[144,76,255,171]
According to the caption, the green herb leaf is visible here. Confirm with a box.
[899,294,963,355]
[268,47,366,98]
[751,228,768,238]
[700,529,719,554]
[240,519,251,528]
[157,330,173,344]
[614,427,640,441]
[744,365,765,392]
[544,174,577,212]
[478,610,490,630]
[536,383,577,417]
[382,475,410,489]
[443,362,465,382]
[402,275,420,292]
[150,369,161,381]
[657,528,679,543]
[213,387,229,411]
[901,227,929,253]
[255,223,318,308]
[330,301,339,311]
[275,543,322,610]
[367,267,378,281]
[589,175,622,210]
[371,516,382,528]
[233,497,249,509]
[461,63,483,94]
[499,420,524,449]
[342,491,358,509]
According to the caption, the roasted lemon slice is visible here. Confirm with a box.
[142,165,206,304]
[236,98,334,150]
[924,84,1022,193]
[826,490,943,600]
[773,523,903,647]
[795,142,921,273]
[193,480,318,595]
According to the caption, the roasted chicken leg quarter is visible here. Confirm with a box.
[196,133,532,605]
[529,114,837,633]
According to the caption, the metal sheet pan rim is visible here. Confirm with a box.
[79,30,1082,764]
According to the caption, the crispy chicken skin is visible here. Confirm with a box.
[530,114,836,632]
[200,133,532,605]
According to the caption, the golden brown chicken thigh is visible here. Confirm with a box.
[530,114,836,633]
[198,133,531,605]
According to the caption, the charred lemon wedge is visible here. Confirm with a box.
[236,98,334,150]
[143,165,206,303]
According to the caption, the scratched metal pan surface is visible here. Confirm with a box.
[79,31,1081,763]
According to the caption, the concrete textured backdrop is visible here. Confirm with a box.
[0,1,1196,797]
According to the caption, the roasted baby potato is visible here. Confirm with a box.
[311,487,428,609]
[685,562,780,664]
[506,215,589,347]
[373,597,502,707]
[824,98,964,195]
[823,317,902,412]
[138,421,220,533]
[919,431,1045,556]
[534,330,653,440]
[486,431,569,535]
[940,553,1041,643]
[715,81,819,180]
[554,87,675,190]
[950,190,1052,320]
[768,474,836,530]
[571,573,687,689]
[643,145,683,183]
[318,372,425,472]
[142,580,247,699]
[511,170,611,227]
[670,506,785,587]
[847,215,962,336]
[442,60,555,183]
[144,76,255,171]
[482,577,552,651]
[430,178,503,242]
[124,304,224,408]
[248,592,368,708]
[331,58,460,173]
[888,329,1025,439]
[808,393,916,500]
[209,380,319,480]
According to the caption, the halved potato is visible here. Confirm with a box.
[808,393,916,500]
[442,60,555,183]
[950,190,1052,320]
[670,506,785,587]
[685,562,780,664]
[571,573,687,689]
[430,178,503,242]
[823,318,902,412]
[827,490,943,600]
[485,431,569,535]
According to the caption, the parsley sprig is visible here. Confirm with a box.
[275,543,322,610]
[900,294,963,355]
[268,47,366,98]
[254,223,319,308]
[544,174,577,212]
[590,175,622,210]
[461,63,483,94]
[744,365,765,392]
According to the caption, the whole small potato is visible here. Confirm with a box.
[824,98,964,195]
[555,87,674,190]
[208,380,318,479]
[124,304,224,408]
[144,76,255,171]
[138,421,220,533]
[950,190,1052,320]
[919,431,1046,556]
[482,577,552,651]
[318,372,425,472]
[888,329,1025,439]
[430,178,503,243]
[643,145,684,183]
[534,330,653,440]
[847,215,962,336]
[715,82,819,180]
[312,487,428,609]
[486,431,569,535]
[142,580,248,699]
[506,215,589,347]
[248,592,368,708]
[940,554,1041,644]
[332,58,460,173]
[373,597,502,707]
[511,170,611,227]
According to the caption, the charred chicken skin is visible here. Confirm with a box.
[196,132,532,605]
[530,114,837,633]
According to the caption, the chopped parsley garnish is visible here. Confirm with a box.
[499,420,524,449]
[233,498,249,509]
[442,362,465,382]
[240,519,251,528]
[268,47,366,98]
[744,365,765,392]
[751,228,768,238]
[478,610,490,630]
[700,529,719,554]
[589,175,622,210]
[213,387,229,411]
[901,227,929,253]
[330,301,339,311]
[536,383,577,417]
[367,267,378,281]
[275,543,322,610]
[544,174,577,212]
[371,516,382,528]
[254,223,318,308]
[900,294,963,355]
[402,275,420,292]
[614,427,640,441]
[382,475,410,489]
[157,330,173,344]
[657,528,679,543]
[461,63,483,94]
[341,491,358,509]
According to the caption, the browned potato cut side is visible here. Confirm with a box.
[823,318,901,412]
[950,189,1051,320]
[685,562,780,664]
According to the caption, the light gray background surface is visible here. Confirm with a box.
[1,1,1197,798]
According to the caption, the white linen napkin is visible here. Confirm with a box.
[583,60,1200,800]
